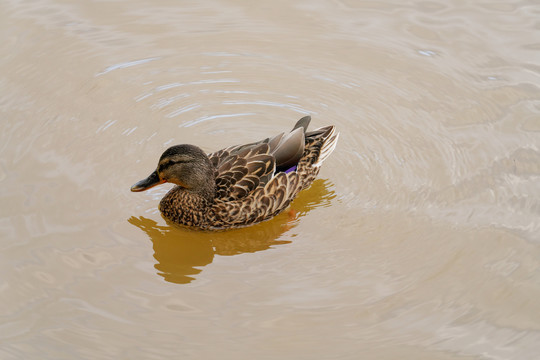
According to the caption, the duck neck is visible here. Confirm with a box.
[174,162,216,203]
[194,176,216,203]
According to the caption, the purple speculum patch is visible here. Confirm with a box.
[284,165,297,174]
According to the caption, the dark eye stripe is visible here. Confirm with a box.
[158,159,186,172]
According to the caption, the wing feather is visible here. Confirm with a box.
[203,116,338,230]
[210,143,276,202]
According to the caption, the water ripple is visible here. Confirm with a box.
[182,113,256,128]
[95,57,160,76]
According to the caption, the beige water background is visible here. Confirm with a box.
[2,1,540,359]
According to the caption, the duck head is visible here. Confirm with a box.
[131,144,216,200]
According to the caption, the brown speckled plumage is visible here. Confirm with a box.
[131,116,338,230]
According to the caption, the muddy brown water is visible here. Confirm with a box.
[1,1,540,359]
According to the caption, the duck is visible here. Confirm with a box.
[131,116,339,230]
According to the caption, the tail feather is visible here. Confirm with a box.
[292,115,311,133]
[314,126,339,168]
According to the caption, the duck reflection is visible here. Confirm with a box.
[128,179,335,284]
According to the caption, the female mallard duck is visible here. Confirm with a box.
[131,116,338,230]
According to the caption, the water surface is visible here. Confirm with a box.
[1,1,540,359]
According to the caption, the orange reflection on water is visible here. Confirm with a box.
[129,179,336,284]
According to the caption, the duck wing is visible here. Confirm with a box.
[209,171,302,229]
[209,143,276,202]
[262,115,311,171]
[205,116,338,230]
[207,116,313,202]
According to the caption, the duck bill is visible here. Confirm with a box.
[131,171,165,192]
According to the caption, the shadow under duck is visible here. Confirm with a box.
[131,116,339,230]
